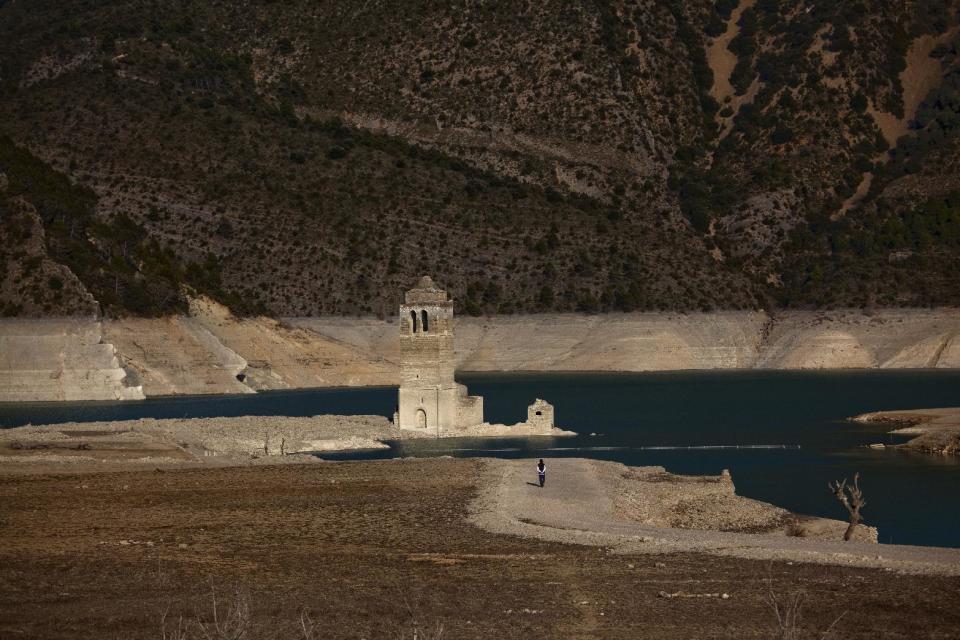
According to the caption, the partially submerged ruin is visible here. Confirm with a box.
[394,276,565,437]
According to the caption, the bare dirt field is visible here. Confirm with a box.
[2,460,959,639]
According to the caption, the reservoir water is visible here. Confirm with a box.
[2,370,959,548]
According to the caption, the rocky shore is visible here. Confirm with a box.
[0,415,393,474]
[0,413,573,474]
[853,407,960,456]
[613,465,876,541]
[19,423,956,575]
[471,458,960,575]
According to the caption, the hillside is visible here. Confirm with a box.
[1,0,959,317]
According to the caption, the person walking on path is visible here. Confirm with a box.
[537,459,546,488]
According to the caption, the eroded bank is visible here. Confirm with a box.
[2,305,959,401]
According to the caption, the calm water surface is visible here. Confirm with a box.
[2,371,959,548]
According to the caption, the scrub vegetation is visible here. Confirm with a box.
[1,0,959,316]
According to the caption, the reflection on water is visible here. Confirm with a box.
[1,370,959,548]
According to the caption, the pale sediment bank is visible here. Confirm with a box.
[0,318,145,402]
[2,305,959,401]
[297,308,960,372]
[0,415,392,474]
[0,414,572,474]
[470,458,960,576]
[853,407,960,455]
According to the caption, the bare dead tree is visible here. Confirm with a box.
[828,472,866,541]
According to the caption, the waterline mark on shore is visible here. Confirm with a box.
[636,444,801,450]
[440,444,802,453]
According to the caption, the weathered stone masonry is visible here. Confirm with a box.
[396,276,483,434]
[394,276,561,436]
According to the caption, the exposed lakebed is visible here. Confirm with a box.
[2,370,959,548]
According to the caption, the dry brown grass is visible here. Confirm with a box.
[0,461,959,638]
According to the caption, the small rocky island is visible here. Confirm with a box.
[853,408,960,456]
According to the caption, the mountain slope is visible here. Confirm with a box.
[1,0,958,317]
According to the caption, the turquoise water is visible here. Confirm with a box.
[2,371,959,548]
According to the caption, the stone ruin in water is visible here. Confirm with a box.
[393,276,556,436]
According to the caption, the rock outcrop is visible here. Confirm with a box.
[184,297,397,390]
[103,316,252,397]
[853,408,960,456]
[103,297,399,396]
[756,310,960,369]
[0,319,143,401]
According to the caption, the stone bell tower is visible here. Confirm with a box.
[396,276,482,434]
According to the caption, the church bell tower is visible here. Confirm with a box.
[396,276,481,434]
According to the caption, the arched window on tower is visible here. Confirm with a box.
[421,310,429,333]
[410,309,418,333]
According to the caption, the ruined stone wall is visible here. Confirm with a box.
[456,387,484,429]
[526,399,555,430]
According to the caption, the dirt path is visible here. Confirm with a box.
[554,561,604,639]
[834,171,874,220]
[471,458,960,575]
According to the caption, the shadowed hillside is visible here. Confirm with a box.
[1,0,959,317]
